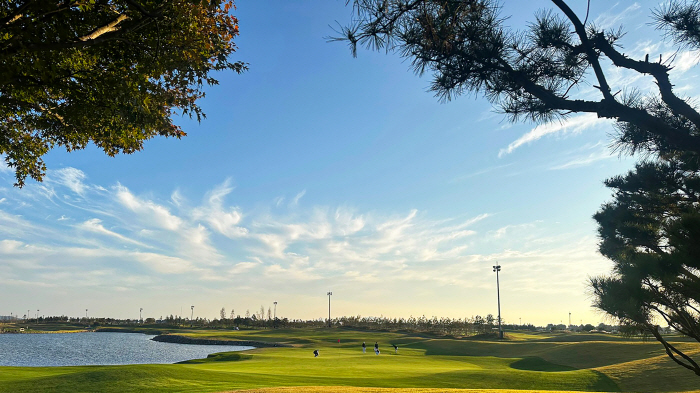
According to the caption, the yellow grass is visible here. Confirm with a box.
[594,347,700,393]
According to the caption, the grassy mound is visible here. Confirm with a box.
[0,328,696,393]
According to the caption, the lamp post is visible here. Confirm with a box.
[140,308,143,323]
[327,291,332,328]
[190,305,194,327]
[568,312,571,329]
[273,302,277,319]
[493,264,503,339]
[36,310,39,323]
[85,309,88,319]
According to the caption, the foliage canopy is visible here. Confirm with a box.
[0,0,245,186]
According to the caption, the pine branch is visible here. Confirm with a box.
[550,0,613,100]
[591,33,700,130]
[648,323,700,376]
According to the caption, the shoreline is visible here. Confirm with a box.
[151,334,291,348]
[0,329,93,334]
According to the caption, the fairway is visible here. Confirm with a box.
[0,328,697,393]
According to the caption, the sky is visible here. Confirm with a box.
[2,1,699,326]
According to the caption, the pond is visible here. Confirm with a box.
[0,332,253,367]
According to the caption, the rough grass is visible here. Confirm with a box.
[0,328,696,393]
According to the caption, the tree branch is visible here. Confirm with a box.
[0,1,32,27]
[78,13,129,42]
[648,323,700,376]
[513,70,700,153]
[551,0,614,100]
[0,12,156,59]
[591,33,700,129]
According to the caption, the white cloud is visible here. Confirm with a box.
[263,263,322,281]
[499,114,608,157]
[0,162,11,174]
[594,3,642,30]
[171,190,184,207]
[115,184,182,231]
[176,224,223,266]
[291,190,306,206]
[671,50,700,73]
[550,146,616,170]
[77,218,151,248]
[0,239,25,253]
[192,179,248,239]
[493,223,534,239]
[451,164,513,182]
[228,261,260,275]
[131,252,194,274]
[50,167,88,195]
[334,208,365,235]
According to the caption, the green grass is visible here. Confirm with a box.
[0,328,696,393]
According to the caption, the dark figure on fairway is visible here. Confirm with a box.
[392,344,398,354]
[362,341,366,353]
[374,342,379,355]
[313,349,319,357]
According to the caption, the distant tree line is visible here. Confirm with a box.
[6,311,641,338]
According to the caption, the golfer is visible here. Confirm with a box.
[374,342,379,355]
[362,341,366,353]
[313,349,319,357]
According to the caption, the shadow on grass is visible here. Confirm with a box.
[510,357,576,372]
[177,352,253,364]
[401,368,620,392]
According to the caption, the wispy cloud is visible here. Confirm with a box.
[451,164,514,182]
[50,168,88,196]
[670,49,700,73]
[115,184,183,231]
[192,179,248,239]
[550,142,617,170]
[499,114,608,157]
[593,2,642,30]
[77,218,152,249]
[290,189,306,206]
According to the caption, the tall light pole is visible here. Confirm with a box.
[493,264,503,339]
[273,302,277,319]
[190,305,194,327]
[327,291,332,328]
[85,309,88,319]
[36,310,39,322]
[27,310,29,322]
[140,308,143,323]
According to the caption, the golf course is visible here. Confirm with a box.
[0,328,697,392]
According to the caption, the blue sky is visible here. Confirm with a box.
[2,1,698,325]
